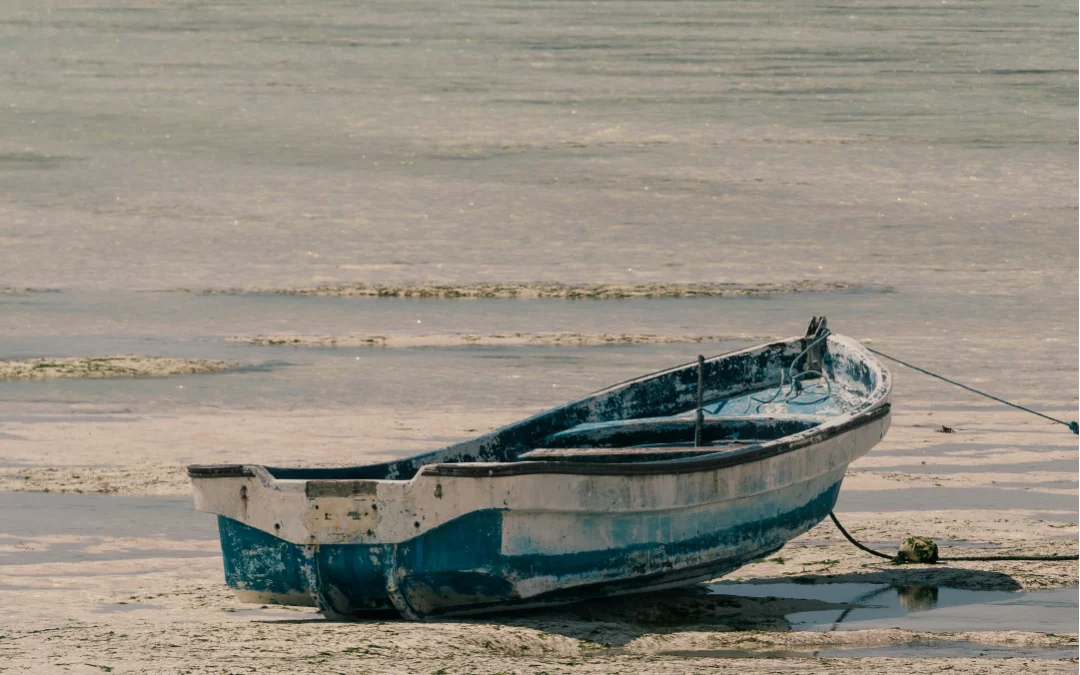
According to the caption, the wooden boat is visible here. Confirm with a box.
[189,317,891,619]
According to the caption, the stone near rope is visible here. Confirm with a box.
[898,536,939,564]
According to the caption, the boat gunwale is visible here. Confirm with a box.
[421,333,891,477]
[187,332,890,483]
[421,400,890,478]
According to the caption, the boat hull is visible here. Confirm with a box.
[210,408,887,618]
[218,470,845,618]
[193,329,892,619]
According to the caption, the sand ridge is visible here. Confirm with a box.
[190,280,865,299]
[228,332,777,348]
[0,356,236,381]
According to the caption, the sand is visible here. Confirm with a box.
[191,280,863,299]
[0,508,1074,674]
[0,357,235,381]
[0,397,1075,673]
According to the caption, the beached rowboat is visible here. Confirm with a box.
[189,317,891,619]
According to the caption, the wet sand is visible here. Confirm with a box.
[0,490,1075,674]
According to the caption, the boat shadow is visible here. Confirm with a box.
[256,567,1023,647]
[471,567,1024,645]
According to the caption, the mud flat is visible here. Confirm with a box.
[228,332,774,348]
[193,280,862,299]
[0,356,235,381]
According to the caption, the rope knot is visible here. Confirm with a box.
[1070,421,1078,435]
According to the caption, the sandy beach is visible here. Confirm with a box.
[0,388,1076,673]
[0,294,1076,675]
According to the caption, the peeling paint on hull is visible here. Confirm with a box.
[218,474,845,618]
[192,326,892,619]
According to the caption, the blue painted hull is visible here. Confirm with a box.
[218,476,844,618]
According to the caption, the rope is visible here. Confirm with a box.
[828,512,893,560]
[744,329,833,414]
[829,512,1079,562]
[826,343,1080,562]
[820,341,1075,561]
[865,346,1079,434]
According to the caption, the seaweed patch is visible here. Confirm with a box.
[191,280,865,299]
[0,356,236,380]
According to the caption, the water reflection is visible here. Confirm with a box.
[706,580,1077,634]
[895,584,939,613]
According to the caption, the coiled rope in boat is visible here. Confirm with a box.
[830,346,1079,563]
[736,328,834,417]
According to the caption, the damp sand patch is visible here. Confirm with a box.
[0,356,236,381]
[228,332,775,348]
[192,280,865,299]
[0,463,192,496]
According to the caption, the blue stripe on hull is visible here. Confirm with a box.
[219,515,317,600]
[217,479,844,618]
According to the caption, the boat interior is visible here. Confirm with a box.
[258,322,886,481]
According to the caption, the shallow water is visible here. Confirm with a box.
[708,581,1079,634]
[0,0,1075,421]
[1,0,1077,295]
[836,485,1078,520]
[816,641,1079,660]
[662,642,1080,660]
[1,289,1075,418]
[0,491,210,539]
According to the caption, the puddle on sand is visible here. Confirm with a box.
[0,491,217,566]
[659,641,1079,660]
[0,491,214,541]
[659,648,809,659]
[817,640,1079,659]
[707,581,1079,634]
[93,602,167,613]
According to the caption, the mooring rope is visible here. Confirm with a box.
[829,344,1079,563]
[828,512,1079,562]
[865,346,1079,434]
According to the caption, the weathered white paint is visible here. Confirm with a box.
[191,333,890,554]
[193,415,887,551]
